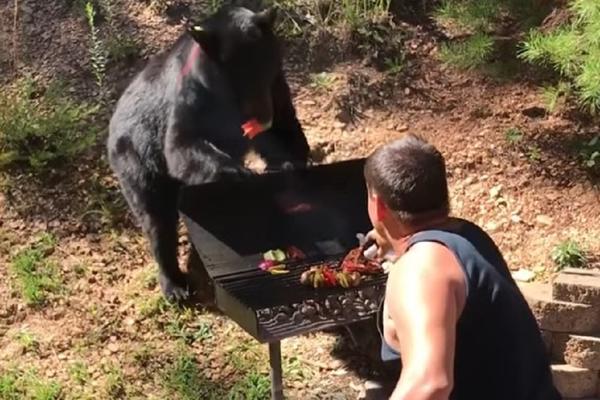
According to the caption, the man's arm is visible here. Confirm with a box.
[386,242,465,400]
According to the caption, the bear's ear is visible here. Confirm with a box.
[186,22,219,57]
[253,7,277,28]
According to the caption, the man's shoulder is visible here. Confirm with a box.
[392,241,466,287]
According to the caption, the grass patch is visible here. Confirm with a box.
[0,370,19,400]
[10,234,62,306]
[131,344,154,367]
[269,0,391,38]
[526,145,542,162]
[225,340,268,372]
[384,54,406,76]
[551,239,588,270]
[228,371,271,400]
[14,330,39,353]
[505,127,524,144]
[0,369,61,400]
[166,318,213,345]
[283,355,314,382]
[103,363,126,398]
[0,76,99,171]
[163,306,214,345]
[162,352,224,400]
[439,33,495,70]
[69,361,90,386]
[137,293,169,319]
[309,72,336,91]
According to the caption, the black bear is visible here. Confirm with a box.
[107,3,310,301]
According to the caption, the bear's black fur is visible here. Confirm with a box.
[107,3,310,301]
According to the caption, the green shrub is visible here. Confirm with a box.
[579,134,600,168]
[439,33,495,69]
[267,0,391,36]
[106,35,139,63]
[0,77,99,170]
[551,239,587,270]
[519,0,600,113]
[339,0,392,28]
[432,0,550,74]
[434,0,501,31]
[85,1,108,89]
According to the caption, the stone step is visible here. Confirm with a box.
[551,364,598,399]
[519,282,600,334]
[566,335,600,371]
[551,334,600,370]
[553,268,600,306]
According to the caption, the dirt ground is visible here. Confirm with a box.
[0,1,599,399]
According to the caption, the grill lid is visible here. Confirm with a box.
[178,158,372,267]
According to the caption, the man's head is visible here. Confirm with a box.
[364,134,450,238]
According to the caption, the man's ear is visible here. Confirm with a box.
[253,7,277,28]
[186,23,219,56]
[374,194,388,221]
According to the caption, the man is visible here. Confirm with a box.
[362,135,560,400]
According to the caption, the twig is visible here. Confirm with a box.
[12,0,19,69]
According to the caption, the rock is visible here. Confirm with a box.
[535,214,553,226]
[513,269,536,283]
[464,176,475,185]
[510,214,522,224]
[489,184,502,199]
[484,221,498,232]
[553,268,600,306]
[107,342,119,353]
[519,282,600,334]
[522,106,547,118]
[564,335,600,370]
[397,124,409,132]
[551,364,598,398]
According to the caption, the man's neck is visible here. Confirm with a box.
[389,215,453,256]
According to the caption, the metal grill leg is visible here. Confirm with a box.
[269,341,283,400]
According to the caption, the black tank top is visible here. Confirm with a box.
[378,218,561,400]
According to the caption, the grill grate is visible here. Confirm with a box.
[213,255,387,341]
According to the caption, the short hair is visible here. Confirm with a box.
[364,134,450,225]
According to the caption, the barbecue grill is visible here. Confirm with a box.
[178,158,387,399]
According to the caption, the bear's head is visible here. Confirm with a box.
[187,4,281,132]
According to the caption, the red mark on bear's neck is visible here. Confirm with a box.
[179,42,202,83]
